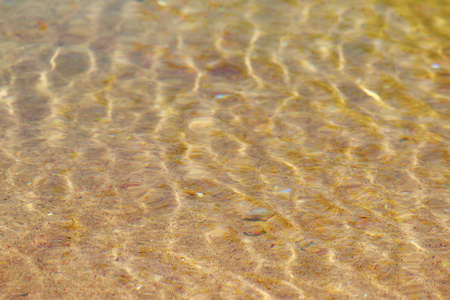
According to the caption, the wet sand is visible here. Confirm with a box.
[0,0,448,298]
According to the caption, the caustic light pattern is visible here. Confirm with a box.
[0,0,448,299]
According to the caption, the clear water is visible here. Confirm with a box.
[0,0,448,298]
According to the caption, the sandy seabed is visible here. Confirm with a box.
[0,0,448,299]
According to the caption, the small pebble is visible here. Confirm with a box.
[214,94,229,99]
[244,226,266,236]
[243,207,274,222]
[188,117,215,131]
[430,63,441,69]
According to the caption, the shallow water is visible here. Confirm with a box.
[0,0,448,299]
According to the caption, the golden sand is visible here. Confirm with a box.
[0,0,448,298]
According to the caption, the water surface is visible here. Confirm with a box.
[0,0,448,298]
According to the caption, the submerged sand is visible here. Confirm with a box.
[0,0,448,298]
